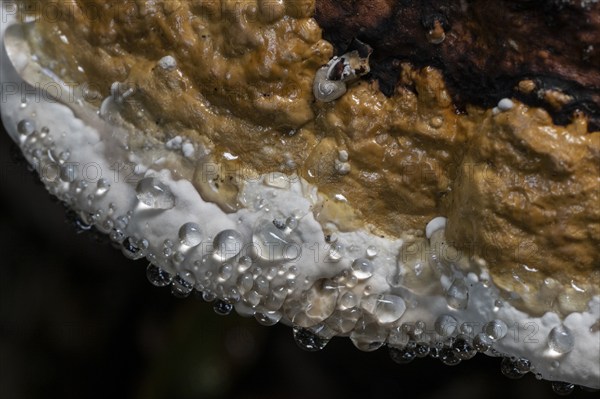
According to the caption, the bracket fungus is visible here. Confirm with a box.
[1,0,599,394]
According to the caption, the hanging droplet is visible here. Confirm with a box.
[135,177,176,209]
[121,237,148,260]
[452,335,476,360]
[350,317,387,352]
[500,357,530,379]
[439,347,461,366]
[473,332,493,352]
[178,222,203,247]
[171,274,194,298]
[255,311,282,326]
[389,345,416,364]
[548,325,575,354]
[446,279,469,310]
[351,258,374,280]
[292,326,329,351]
[415,342,430,358]
[146,264,173,287]
[213,229,243,261]
[551,381,575,396]
[213,299,233,315]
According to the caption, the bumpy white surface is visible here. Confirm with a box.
[1,13,598,389]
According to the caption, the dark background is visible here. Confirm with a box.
[0,119,596,399]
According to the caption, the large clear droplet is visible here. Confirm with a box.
[252,220,299,262]
[135,177,176,209]
[446,279,469,310]
[374,294,406,324]
[292,326,329,351]
[483,319,508,341]
[351,258,374,280]
[350,317,387,352]
[178,222,202,247]
[146,264,172,287]
[548,325,575,354]
[213,229,243,261]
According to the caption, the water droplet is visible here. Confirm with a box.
[350,317,387,352]
[135,177,176,209]
[439,347,461,366]
[446,279,469,309]
[251,276,267,296]
[453,335,476,360]
[285,216,298,231]
[109,228,125,243]
[213,299,233,315]
[178,222,202,247]
[551,381,575,396]
[202,291,216,302]
[415,342,430,357]
[237,272,254,294]
[351,258,374,280]
[366,245,378,258]
[295,279,339,327]
[60,163,77,182]
[146,264,172,287]
[17,119,35,136]
[58,150,70,164]
[483,319,508,341]
[96,178,110,196]
[339,292,358,310]
[328,243,343,261]
[292,326,329,351]
[218,263,233,282]
[237,256,252,273]
[388,326,410,348]
[252,220,299,262]
[389,345,416,364]
[434,314,458,337]
[548,325,575,354]
[171,274,194,298]
[501,357,529,379]
[214,229,243,261]
[121,237,148,260]
[255,311,282,326]
[374,294,406,324]
[473,333,493,352]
